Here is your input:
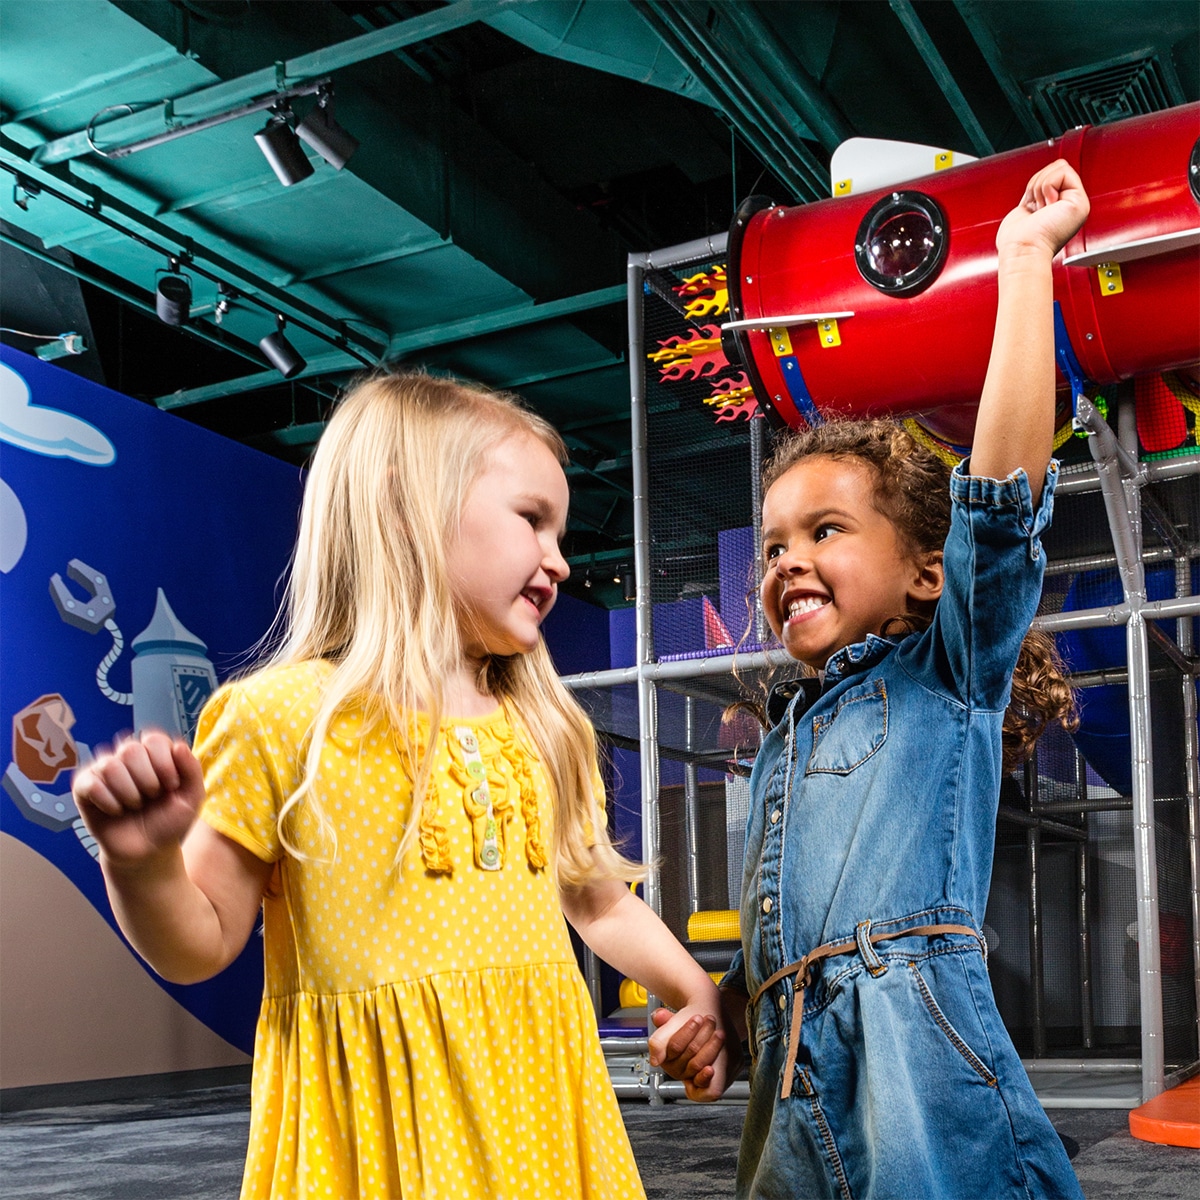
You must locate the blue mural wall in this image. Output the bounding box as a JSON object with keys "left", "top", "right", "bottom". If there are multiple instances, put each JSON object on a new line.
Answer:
{"left": 0, "top": 346, "right": 304, "bottom": 1055}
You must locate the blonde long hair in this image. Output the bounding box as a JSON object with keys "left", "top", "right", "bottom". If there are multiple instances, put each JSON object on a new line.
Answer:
{"left": 263, "top": 371, "right": 640, "bottom": 889}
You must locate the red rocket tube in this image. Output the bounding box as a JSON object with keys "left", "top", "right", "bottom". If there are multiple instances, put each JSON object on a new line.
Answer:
{"left": 726, "top": 103, "right": 1200, "bottom": 444}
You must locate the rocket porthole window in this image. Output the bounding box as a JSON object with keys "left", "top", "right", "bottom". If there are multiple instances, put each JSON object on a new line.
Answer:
{"left": 854, "top": 191, "right": 948, "bottom": 296}
{"left": 1189, "top": 137, "right": 1199, "bottom": 204}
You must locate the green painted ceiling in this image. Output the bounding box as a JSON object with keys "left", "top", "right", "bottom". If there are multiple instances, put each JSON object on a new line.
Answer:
{"left": 2, "top": 0, "right": 1197, "bottom": 607}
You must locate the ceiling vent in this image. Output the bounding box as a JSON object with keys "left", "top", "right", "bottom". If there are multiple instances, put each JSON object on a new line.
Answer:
{"left": 1028, "top": 49, "right": 1185, "bottom": 132}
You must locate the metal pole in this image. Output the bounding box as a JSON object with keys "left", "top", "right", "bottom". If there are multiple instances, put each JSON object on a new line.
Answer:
{"left": 1026, "top": 755, "right": 1047, "bottom": 1058}
{"left": 630, "top": 232, "right": 728, "bottom": 272}
{"left": 1083, "top": 391, "right": 1164, "bottom": 1100}
{"left": 584, "top": 946, "right": 603, "bottom": 1018}
{"left": 1077, "top": 749, "right": 1095, "bottom": 1051}
{"left": 684, "top": 696, "right": 701, "bottom": 916}
{"left": 1177, "top": 550, "right": 1200, "bottom": 1059}
{"left": 749, "top": 415, "right": 768, "bottom": 643}
{"left": 628, "top": 254, "right": 664, "bottom": 1104}
{"left": 1055, "top": 453, "right": 1200, "bottom": 495}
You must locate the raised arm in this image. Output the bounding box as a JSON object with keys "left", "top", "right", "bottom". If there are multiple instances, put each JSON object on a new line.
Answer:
{"left": 969, "top": 159, "right": 1090, "bottom": 501}
{"left": 73, "top": 731, "right": 273, "bottom": 984}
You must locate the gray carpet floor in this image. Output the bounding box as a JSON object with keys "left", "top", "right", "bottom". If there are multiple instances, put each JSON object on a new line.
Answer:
{"left": 1, "top": 1082, "right": 1196, "bottom": 1198}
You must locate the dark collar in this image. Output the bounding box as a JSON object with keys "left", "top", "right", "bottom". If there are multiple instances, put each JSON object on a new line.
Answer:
{"left": 765, "top": 677, "right": 824, "bottom": 727}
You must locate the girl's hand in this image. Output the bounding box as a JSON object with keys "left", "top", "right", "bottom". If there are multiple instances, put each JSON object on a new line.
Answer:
{"left": 996, "top": 158, "right": 1090, "bottom": 261}
{"left": 73, "top": 731, "right": 206, "bottom": 868}
{"left": 649, "top": 1002, "right": 741, "bottom": 1102}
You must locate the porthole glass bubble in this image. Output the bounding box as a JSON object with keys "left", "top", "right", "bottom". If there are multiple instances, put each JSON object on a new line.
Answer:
{"left": 855, "top": 191, "right": 948, "bottom": 296}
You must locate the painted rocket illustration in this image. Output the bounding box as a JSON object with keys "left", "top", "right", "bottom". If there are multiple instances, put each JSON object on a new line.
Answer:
{"left": 3, "top": 560, "right": 217, "bottom": 852}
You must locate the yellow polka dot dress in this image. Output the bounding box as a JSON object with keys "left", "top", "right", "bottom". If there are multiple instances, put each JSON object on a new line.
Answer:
{"left": 195, "top": 663, "right": 645, "bottom": 1200}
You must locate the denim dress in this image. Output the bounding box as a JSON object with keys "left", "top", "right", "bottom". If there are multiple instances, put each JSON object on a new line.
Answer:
{"left": 725, "top": 464, "right": 1084, "bottom": 1200}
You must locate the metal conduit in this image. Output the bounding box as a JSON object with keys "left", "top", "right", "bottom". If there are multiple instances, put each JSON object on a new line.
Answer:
{"left": 627, "top": 252, "right": 665, "bottom": 1104}
{"left": 560, "top": 647, "right": 795, "bottom": 692}
{"left": 1077, "top": 750, "right": 1096, "bottom": 1051}
{"left": 1079, "top": 392, "right": 1164, "bottom": 1101}
{"left": 1045, "top": 542, "right": 1200, "bottom": 578}
{"left": 1025, "top": 757, "right": 1048, "bottom": 1058}
{"left": 1178, "top": 549, "right": 1200, "bottom": 1055}
{"left": 1056, "top": 453, "right": 1200, "bottom": 495}
{"left": 684, "top": 696, "right": 701, "bottom": 917}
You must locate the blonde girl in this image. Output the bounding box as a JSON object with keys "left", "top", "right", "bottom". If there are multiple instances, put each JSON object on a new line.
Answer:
{"left": 666, "top": 162, "right": 1091, "bottom": 1199}
{"left": 74, "top": 373, "right": 733, "bottom": 1199}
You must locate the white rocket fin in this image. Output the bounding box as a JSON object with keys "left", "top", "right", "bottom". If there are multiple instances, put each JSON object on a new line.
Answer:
{"left": 1064, "top": 227, "right": 1200, "bottom": 268}
{"left": 828, "top": 137, "right": 977, "bottom": 198}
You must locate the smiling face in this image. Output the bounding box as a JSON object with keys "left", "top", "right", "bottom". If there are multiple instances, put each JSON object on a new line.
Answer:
{"left": 759, "top": 455, "right": 943, "bottom": 671}
{"left": 447, "top": 431, "right": 570, "bottom": 664}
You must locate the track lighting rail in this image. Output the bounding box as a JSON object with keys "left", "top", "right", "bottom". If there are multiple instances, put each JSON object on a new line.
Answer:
{"left": 84, "top": 79, "right": 330, "bottom": 160}
{"left": 0, "top": 152, "right": 383, "bottom": 370}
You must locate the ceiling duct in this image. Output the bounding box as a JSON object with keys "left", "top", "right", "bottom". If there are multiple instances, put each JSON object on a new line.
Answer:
{"left": 1028, "top": 50, "right": 1186, "bottom": 132}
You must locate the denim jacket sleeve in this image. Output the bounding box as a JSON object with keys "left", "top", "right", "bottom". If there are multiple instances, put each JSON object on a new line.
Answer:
{"left": 719, "top": 947, "right": 747, "bottom": 994}
{"left": 902, "top": 460, "right": 1058, "bottom": 712}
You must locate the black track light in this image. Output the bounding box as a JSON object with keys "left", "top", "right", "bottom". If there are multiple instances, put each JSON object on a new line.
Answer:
{"left": 259, "top": 315, "right": 306, "bottom": 378}
{"left": 155, "top": 261, "right": 192, "bottom": 326}
{"left": 254, "top": 108, "right": 313, "bottom": 187}
{"left": 296, "top": 91, "right": 359, "bottom": 170}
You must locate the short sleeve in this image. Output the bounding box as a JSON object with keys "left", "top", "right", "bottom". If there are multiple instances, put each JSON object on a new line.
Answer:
{"left": 196, "top": 683, "right": 288, "bottom": 863}
{"left": 584, "top": 761, "right": 608, "bottom": 847}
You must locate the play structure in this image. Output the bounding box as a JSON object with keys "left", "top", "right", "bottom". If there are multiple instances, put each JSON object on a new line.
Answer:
{"left": 562, "top": 105, "right": 1200, "bottom": 1141}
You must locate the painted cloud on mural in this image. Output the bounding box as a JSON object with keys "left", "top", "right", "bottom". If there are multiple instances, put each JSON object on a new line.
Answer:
{"left": 0, "top": 360, "right": 116, "bottom": 465}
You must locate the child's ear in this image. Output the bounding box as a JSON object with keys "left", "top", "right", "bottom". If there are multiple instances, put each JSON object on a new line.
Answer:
{"left": 908, "top": 550, "right": 945, "bottom": 606}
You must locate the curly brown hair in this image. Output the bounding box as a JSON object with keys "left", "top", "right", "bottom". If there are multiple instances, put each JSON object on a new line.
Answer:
{"left": 757, "top": 418, "right": 1077, "bottom": 772}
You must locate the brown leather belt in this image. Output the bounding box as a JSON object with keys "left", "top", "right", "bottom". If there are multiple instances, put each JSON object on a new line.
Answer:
{"left": 749, "top": 922, "right": 984, "bottom": 1098}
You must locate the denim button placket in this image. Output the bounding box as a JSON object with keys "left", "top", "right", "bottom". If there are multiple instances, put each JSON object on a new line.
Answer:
{"left": 754, "top": 698, "right": 795, "bottom": 1009}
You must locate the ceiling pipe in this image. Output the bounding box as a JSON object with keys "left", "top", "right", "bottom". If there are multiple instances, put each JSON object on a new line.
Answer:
{"left": 952, "top": 1, "right": 1048, "bottom": 141}
{"left": 632, "top": 0, "right": 827, "bottom": 202}
{"left": 888, "top": 0, "right": 995, "bottom": 156}
{"left": 710, "top": 2, "right": 855, "bottom": 153}
{"left": 154, "top": 284, "right": 626, "bottom": 408}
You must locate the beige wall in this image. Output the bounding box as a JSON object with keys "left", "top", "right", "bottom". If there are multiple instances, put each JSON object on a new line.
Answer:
{"left": 0, "top": 832, "right": 250, "bottom": 1090}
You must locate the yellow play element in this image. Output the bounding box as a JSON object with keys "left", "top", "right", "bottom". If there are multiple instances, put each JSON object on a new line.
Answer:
{"left": 687, "top": 909, "right": 740, "bottom": 942}
{"left": 618, "top": 971, "right": 726, "bottom": 1011}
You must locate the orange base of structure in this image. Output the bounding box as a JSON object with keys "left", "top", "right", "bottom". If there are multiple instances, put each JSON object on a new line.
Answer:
{"left": 1128, "top": 1076, "right": 1200, "bottom": 1148}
